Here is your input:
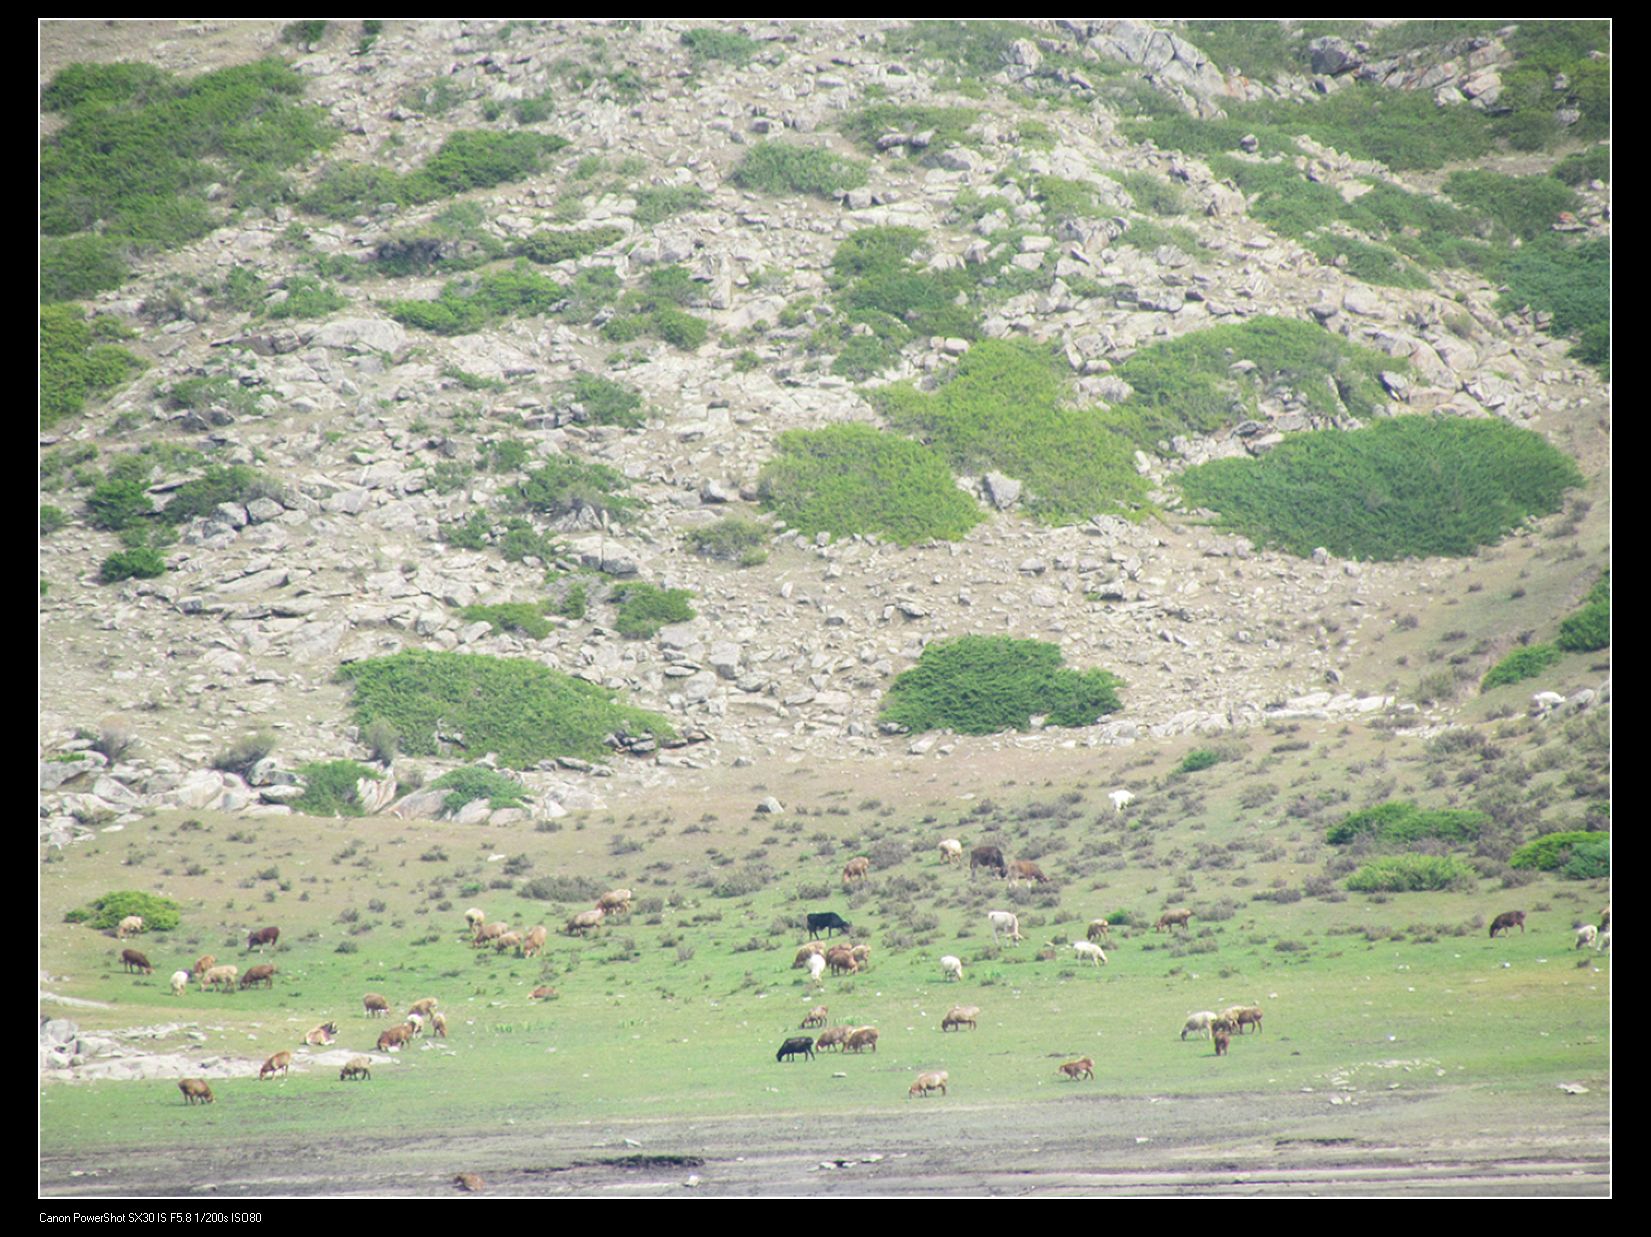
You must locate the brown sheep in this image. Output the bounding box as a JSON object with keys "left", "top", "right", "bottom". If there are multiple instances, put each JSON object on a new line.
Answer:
{"left": 1155, "top": 908, "right": 1193, "bottom": 933}
{"left": 596, "top": 889, "right": 633, "bottom": 916}
{"left": 908, "top": 1070, "right": 948, "bottom": 1099}
{"left": 530, "top": 986, "right": 559, "bottom": 1001}
{"left": 431, "top": 1011, "right": 448, "bottom": 1038}
{"left": 1232, "top": 1006, "right": 1264, "bottom": 1035}
{"left": 407, "top": 998, "right": 439, "bottom": 1021}
{"left": 850, "top": 944, "right": 873, "bottom": 971}
{"left": 258, "top": 1050, "right": 292, "bottom": 1080}
{"left": 494, "top": 931, "right": 522, "bottom": 954}
{"left": 1489, "top": 910, "right": 1527, "bottom": 937}
{"left": 247, "top": 925, "right": 280, "bottom": 951}
{"left": 1214, "top": 1029, "right": 1231, "bottom": 1057}
{"left": 1008, "top": 859, "right": 1049, "bottom": 885}
{"left": 1058, "top": 1057, "right": 1095, "bottom": 1081}
{"left": 801, "top": 1006, "right": 829, "bottom": 1029}
{"left": 339, "top": 1056, "right": 372, "bottom": 1082}
{"left": 304, "top": 1022, "right": 338, "bottom": 1047}
{"left": 453, "top": 1173, "right": 485, "bottom": 1193}
{"left": 199, "top": 964, "right": 238, "bottom": 992}
{"left": 193, "top": 954, "right": 216, "bottom": 977}
{"left": 475, "top": 921, "right": 509, "bottom": 948}
{"left": 178, "top": 1078, "right": 214, "bottom": 1105}
{"left": 566, "top": 908, "right": 604, "bottom": 936}
{"left": 845, "top": 1026, "right": 879, "bottom": 1054}
{"left": 522, "top": 925, "right": 548, "bottom": 958}
{"left": 826, "top": 945, "right": 859, "bottom": 976}
{"left": 842, "top": 856, "right": 871, "bottom": 885}
{"left": 363, "top": 992, "right": 391, "bottom": 1018}
{"left": 941, "top": 1005, "right": 979, "bottom": 1032}
{"left": 240, "top": 963, "right": 277, "bottom": 990}
{"left": 938, "top": 839, "right": 963, "bottom": 866}
{"left": 377, "top": 1024, "right": 412, "bottom": 1052}
{"left": 464, "top": 908, "right": 486, "bottom": 938}
{"left": 120, "top": 949, "right": 153, "bottom": 975}
{"left": 1087, "top": 918, "right": 1112, "bottom": 944}
{"left": 814, "top": 1026, "right": 851, "bottom": 1052}
{"left": 792, "top": 941, "right": 828, "bottom": 968}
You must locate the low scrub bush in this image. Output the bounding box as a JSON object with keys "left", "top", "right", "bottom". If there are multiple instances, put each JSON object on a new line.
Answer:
{"left": 732, "top": 141, "right": 869, "bottom": 199}
{"left": 1345, "top": 854, "right": 1477, "bottom": 893}
{"left": 611, "top": 583, "right": 696, "bottom": 639}
{"left": 681, "top": 28, "right": 760, "bottom": 65}
{"left": 1177, "top": 749, "right": 1222, "bottom": 774}
{"left": 516, "top": 225, "right": 624, "bottom": 265}
{"left": 880, "top": 636, "right": 1124, "bottom": 735}
{"left": 1179, "top": 415, "right": 1582, "bottom": 560}
{"left": 757, "top": 424, "right": 984, "bottom": 545}
{"left": 631, "top": 185, "right": 710, "bottom": 227}
{"left": 213, "top": 731, "right": 278, "bottom": 777}
{"left": 65, "top": 891, "right": 182, "bottom": 932}
{"left": 304, "top": 130, "right": 567, "bottom": 219}
{"left": 386, "top": 264, "right": 564, "bottom": 335}
{"left": 841, "top": 103, "right": 980, "bottom": 154}
{"left": 99, "top": 547, "right": 167, "bottom": 583}
{"left": 509, "top": 456, "right": 638, "bottom": 524}
{"left": 1481, "top": 643, "right": 1562, "bottom": 691}
{"left": 430, "top": 766, "right": 530, "bottom": 816}
{"left": 685, "top": 516, "right": 769, "bottom": 566}
{"left": 1326, "top": 800, "right": 1487, "bottom": 846}
{"left": 1509, "top": 829, "right": 1608, "bottom": 873}
{"left": 337, "top": 650, "right": 674, "bottom": 767}
{"left": 41, "top": 306, "right": 145, "bottom": 427}
{"left": 293, "top": 760, "right": 381, "bottom": 817}
{"left": 459, "top": 601, "right": 554, "bottom": 640}
{"left": 1556, "top": 574, "right": 1609, "bottom": 652}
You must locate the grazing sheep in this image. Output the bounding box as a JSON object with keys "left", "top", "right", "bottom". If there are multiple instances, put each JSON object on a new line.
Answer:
{"left": 1087, "top": 918, "right": 1112, "bottom": 945}
{"left": 377, "top": 1024, "right": 412, "bottom": 1052}
{"left": 258, "top": 1050, "right": 293, "bottom": 1080}
{"left": 1226, "top": 1006, "right": 1263, "bottom": 1035}
{"left": 566, "top": 908, "right": 604, "bottom": 936}
{"left": 1156, "top": 908, "right": 1193, "bottom": 933}
{"left": 1597, "top": 930, "right": 1611, "bottom": 953}
{"left": 806, "top": 952, "right": 827, "bottom": 984}
{"left": 1057, "top": 1057, "right": 1095, "bottom": 1081}
{"left": 494, "top": 931, "right": 522, "bottom": 954}
{"left": 363, "top": 992, "right": 391, "bottom": 1018}
{"left": 1108, "top": 789, "right": 1135, "bottom": 814}
{"left": 1575, "top": 924, "right": 1598, "bottom": 949}
{"left": 1211, "top": 1014, "right": 1238, "bottom": 1037}
{"left": 464, "top": 908, "right": 486, "bottom": 938}
{"left": 246, "top": 925, "right": 280, "bottom": 951}
{"left": 941, "top": 1005, "right": 979, "bottom": 1032}
{"left": 304, "top": 1022, "right": 338, "bottom": 1047}
{"left": 938, "top": 839, "right": 963, "bottom": 866}
{"left": 802, "top": 1006, "right": 829, "bottom": 1029}
{"left": 1071, "top": 940, "right": 1107, "bottom": 967}
{"left": 1214, "top": 1029, "right": 1231, "bottom": 1057}
{"left": 476, "top": 922, "right": 509, "bottom": 947}
{"left": 339, "top": 1056, "right": 372, "bottom": 1082}
{"left": 178, "top": 1078, "right": 214, "bottom": 1105}
{"left": 120, "top": 949, "right": 153, "bottom": 975}
{"left": 431, "top": 1011, "right": 448, "bottom": 1038}
{"left": 988, "top": 910, "right": 1023, "bottom": 945}
{"left": 850, "top": 944, "right": 872, "bottom": 971}
{"left": 522, "top": 925, "right": 548, "bottom": 958}
{"left": 908, "top": 1070, "right": 948, "bottom": 1098}
{"left": 1008, "top": 859, "right": 1050, "bottom": 885}
{"left": 1489, "top": 910, "right": 1527, "bottom": 937}
{"left": 845, "top": 1026, "right": 880, "bottom": 1054}
{"left": 596, "top": 889, "right": 633, "bottom": 916}
{"left": 776, "top": 1036, "right": 815, "bottom": 1063}
{"left": 970, "top": 845, "right": 1007, "bottom": 880}
{"left": 1601, "top": 903, "right": 1611, "bottom": 932}
{"left": 193, "top": 954, "right": 216, "bottom": 977}
{"left": 842, "top": 856, "right": 871, "bottom": 885}
{"left": 200, "top": 964, "right": 238, "bottom": 992}
{"left": 117, "top": 915, "right": 144, "bottom": 939}
{"left": 815, "top": 1026, "right": 852, "bottom": 1052}
{"left": 169, "top": 970, "right": 191, "bottom": 997}
{"left": 240, "top": 964, "right": 277, "bottom": 990}
{"left": 405, "top": 1012, "right": 425, "bottom": 1037}
{"left": 530, "top": 986, "right": 558, "bottom": 1001}
{"left": 1181, "top": 1011, "right": 1218, "bottom": 1041}
{"left": 826, "top": 945, "right": 859, "bottom": 976}
{"left": 453, "top": 1174, "right": 485, "bottom": 1194}
{"left": 408, "top": 998, "right": 439, "bottom": 1021}
{"left": 793, "top": 941, "right": 828, "bottom": 968}
{"left": 940, "top": 955, "right": 964, "bottom": 982}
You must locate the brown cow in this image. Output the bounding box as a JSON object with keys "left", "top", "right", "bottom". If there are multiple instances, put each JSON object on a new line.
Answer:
{"left": 258, "top": 1050, "right": 292, "bottom": 1080}
{"left": 1155, "top": 908, "right": 1193, "bottom": 933}
{"left": 247, "top": 925, "right": 280, "bottom": 951}
{"left": 240, "top": 964, "right": 277, "bottom": 989}
{"left": 120, "top": 949, "right": 153, "bottom": 975}
{"left": 178, "top": 1078, "right": 214, "bottom": 1105}
{"left": 1489, "top": 910, "right": 1527, "bottom": 938}
{"left": 1058, "top": 1057, "right": 1095, "bottom": 1081}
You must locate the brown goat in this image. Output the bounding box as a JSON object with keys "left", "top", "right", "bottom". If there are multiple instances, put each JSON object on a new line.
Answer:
{"left": 178, "top": 1078, "right": 214, "bottom": 1105}
{"left": 258, "top": 1051, "right": 292, "bottom": 1080}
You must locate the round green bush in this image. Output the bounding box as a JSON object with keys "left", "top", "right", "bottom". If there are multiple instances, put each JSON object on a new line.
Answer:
{"left": 880, "top": 635, "right": 1124, "bottom": 735}
{"left": 66, "top": 891, "right": 182, "bottom": 933}
{"left": 1345, "top": 854, "right": 1477, "bottom": 893}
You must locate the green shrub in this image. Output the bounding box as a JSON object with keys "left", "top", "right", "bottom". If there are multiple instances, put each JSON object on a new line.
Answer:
{"left": 338, "top": 650, "right": 674, "bottom": 767}
{"left": 1443, "top": 171, "right": 1578, "bottom": 243}
{"left": 1509, "top": 829, "right": 1606, "bottom": 872}
{"left": 460, "top": 601, "right": 554, "bottom": 640}
{"left": 567, "top": 374, "right": 645, "bottom": 427}
{"left": 1113, "top": 170, "right": 1187, "bottom": 217}
{"left": 159, "top": 465, "right": 279, "bottom": 525}
{"left": 1561, "top": 835, "right": 1610, "bottom": 880}
{"left": 611, "top": 583, "right": 696, "bottom": 639}
{"left": 516, "top": 226, "right": 623, "bottom": 265}
{"left": 1345, "top": 854, "right": 1477, "bottom": 893}
{"left": 293, "top": 760, "right": 382, "bottom": 817}
{"left": 757, "top": 424, "right": 984, "bottom": 545}
{"left": 86, "top": 478, "right": 154, "bottom": 531}
{"left": 510, "top": 456, "right": 638, "bottom": 524}
{"left": 281, "top": 19, "right": 328, "bottom": 46}
{"left": 431, "top": 766, "right": 530, "bottom": 816}
{"left": 40, "top": 505, "right": 69, "bottom": 536}
{"left": 841, "top": 104, "right": 980, "bottom": 153}
{"left": 1495, "top": 237, "right": 1610, "bottom": 374}
{"left": 41, "top": 235, "right": 129, "bottom": 303}
{"left": 685, "top": 516, "right": 770, "bottom": 566}
{"left": 1481, "top": 643, "right": 1562, "bottom": 691}
{"left": 881, "top": 636, "right": 1124, "bottom": 735}
{"left": 65, "top": 890, "right": 182, "bottom": 933}
{"left": 386, "top": 264, "right": 565, "bottom": 335}
{"left": 264, "top": 275, "right": 346, "bottom": 320}
{"left": 1556, "top": 574, "right": 1610, "bottom": 652}
{"left": 1327, "top": 800, "right": 1487, "bottom": 846}
{"left": 631, "top": 185, "right": 709, "bottom": 227}
{"left": 1552, "top": 145, "right": 1610, "bottom": 186}
{"left": 41, "top": 305, "right": 145, "bottom": 427}
{"left": 304, "top": 130, "right": 566, "bottom": 218}
{"left": 731, "top": 142, "right": 869, "bottom": 198}
{"left": 682, "top": 28, "right": 760, "bottom": 64}
{"left": 1177, "top": 749, "right": 1222, "bottom": 774}
{"left": 1179, "top": 416, "right": 1582, "bottom": 560}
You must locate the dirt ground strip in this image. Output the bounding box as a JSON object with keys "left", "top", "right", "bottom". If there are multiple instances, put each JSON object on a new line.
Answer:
{"left": 41, "top": 1086, "right": 1609, "bottom": 1197}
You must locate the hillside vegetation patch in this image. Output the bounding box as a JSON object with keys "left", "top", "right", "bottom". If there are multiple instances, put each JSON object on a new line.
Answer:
{"left": 337, "top": 650, "right": 673, "bottom": 767}
{"left": 1326, "top": 800, "right": 1487, "bottom": 846}
{"left": 880, "top": 636, "right": 1124, "bottom": 735}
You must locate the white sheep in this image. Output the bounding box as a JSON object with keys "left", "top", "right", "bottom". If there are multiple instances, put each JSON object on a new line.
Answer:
{"left": 806, "top": 952, "right": 827, "bottom": 984}
{"left": 117, "top": 915, "right": 144, "bottom": 939}
{"left": 169, "top": 970, "right": 191, "bottom": 997}
{"left": 1575, "top": 924, "right": 1598, "bottom": 949}
{"left": 940, "top": 955, "right": 964, "bottom": 982}
{"left": 1108, "top": 789, "right": 1134, "bottom": 814}
{"left": 938, "top": 839, "right": 963, "bottom": 865}
{"left": 1181, "top": 1011, "right": 1217, "bottom": 1041}
{"left": 1597, "top": 929, "right": 1611, "bottom": 953}
{"left": 1071, "top": 940, "right": 1107, "bottom": 967}
{"left": 988, "top": 910, "right": 1023, "bottom": 945}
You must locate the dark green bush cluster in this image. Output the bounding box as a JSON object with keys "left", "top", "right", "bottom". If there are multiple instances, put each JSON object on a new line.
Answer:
{"left": 611, "top": 583, "right": 696, "bottom": 639}
{"left": 41, "top": 59, "right": 335, "bottom": 295}
{"left": 509, "top": 456, "right": 638, "bottom": 524}
{"left": 1495, "top": 237, "right": 1610, "bottom": 373}
{"left": 871, "top": 340, "right": 1151, "bottom": 523}
{"left": 1510, "top": 830, "right": 1609, "bottom": 877}
{"left": 1557, "top": 573, "right": 1609, "bottom": 652}
{"left": 597, "top": 265, "right": 711, "bottom": 350}
{"left": 1326, "top": 800, "right": 1487, "bottom": 846}
{"left": 841, "top": 104, "right": 980, "bottom": 154}
{"left": 264, "top": 275, "right": 347, "bottom": 320}
{"left": 64, "top": 890, "right": 182, "bottom": 932}
{"left": 731, "top": 141, "right": 869, "bottom": 199}
{"left": 338, "top": 650, "right": 674, "bottom": 767}
{"left": 1178, "top": 415, "right": 1582, "bottom": 560}
{"left": 823, "top": 226, "right": 979, "bottom": 377}
{"left": 303, "top": 130, "right": 567, "bottom": 219}
{"left": 685, "top": 516, "right": 770, "bottom": 566}
{"left": 757, "top": 424, "right": 984, "bottom": 545}
{"left": 160, "top": 465, "right": 281, "bottom": 524}
{"left": 516, "top": 226, "right": 624, "bottom": 265}
{"left": 881, "top": 636, "right": 1124, "bottom": 735}
{"left": 386, "top": 264, "right": 564, "bottom": 335}
{"left": 1177, "top": 749, "right": 1222, "bottom": 774}
{"left": 1344, "top": 854, "right": 1477, "bottom": 893}
{"left": 441, "top": 513, "right": 565, "bottom": 564}
{"left": 566, "top": 374, "right": 645, "bottom": 427}
{"left": 1552, "top": 145, "right": 1610, "bottom": 186}
{"left": 293, "top": 760, "right": 382, "bottom": 817}
{"left": 681, "top": 28, "right": 760, "bottom": 65}
{"left": 882, "top": 19, "right": 1042, "bottom": 78}
{"left": 41, "top": 305, "right": 145, "bottom": 427}
{"left": 99, "top": 547, "right": 167, "bottom": 583}
{"left": 631, "top": 185, "right": 710, "bottom": 228}
{"left": 459, "top": 601, "right": 555, "bottom": 640}
{"left": 280, "top": 19, "right": 328, "bottom": 46}
{"left": 430, "top": 766, "right": 531, "bottom": 816}
{"left": 1481, "top": 644, "right": 1562, "bottom": 691}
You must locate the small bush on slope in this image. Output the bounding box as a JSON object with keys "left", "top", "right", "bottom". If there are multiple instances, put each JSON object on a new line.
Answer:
{"left": 880, "top": 636, "right": 1124, "bottom": 735}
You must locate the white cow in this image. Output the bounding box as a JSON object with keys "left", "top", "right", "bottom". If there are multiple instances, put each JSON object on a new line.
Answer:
{"left": 1071, "top": 940, "right": 1107, "bottom": 967}
{"left": 988, "top": 911, "right": 1023, "bottom": 945}
{"left": 1108, "top": 789, "right": 1135, "bottom": 814}
{"left": 940, "top": 955, "right": 964, "bottom": 982}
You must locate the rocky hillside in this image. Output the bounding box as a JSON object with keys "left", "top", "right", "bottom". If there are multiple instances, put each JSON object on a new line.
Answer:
{"left": 39, "top": 19, "right": 1611, "bottom": 840}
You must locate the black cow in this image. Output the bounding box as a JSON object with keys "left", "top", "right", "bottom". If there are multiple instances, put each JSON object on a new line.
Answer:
{"left": 970, "top": 845, "right": 1007, "bottom": 879}
{"left": 247, "top": 925, "right": 280, "bottom": 951}
{"left": 806, "top": 911, "right": 851, "bottom": 938}
{"left": 776, "top": 1036, "right": 815, "bottom": 1063}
